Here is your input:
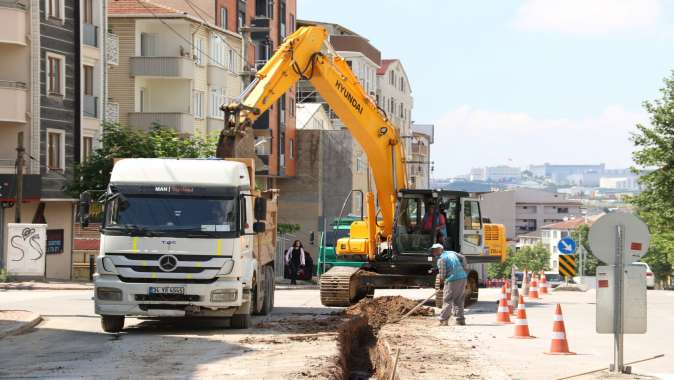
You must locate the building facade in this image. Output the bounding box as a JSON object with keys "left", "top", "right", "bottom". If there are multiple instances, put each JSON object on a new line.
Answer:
{"left": 0, "top": 0, "right": 107, "bottom": 279}
{"left": 277, "top": 103, "right": 354, "bottom": 257}
{"left": 409, "top": 123, "right": 433, "bottom": 189}
{"left": 376, "top": 59, "right": 413, "bottom": 170}
{"left": 108, "top": 0, "right": 244, "bottom": 141}
{"left": 480, "top": 188, "right": 583, "bottom": 241}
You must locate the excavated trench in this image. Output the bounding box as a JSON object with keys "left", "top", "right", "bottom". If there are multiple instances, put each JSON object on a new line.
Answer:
{"left": 327, "top": 296, "right": 434, "bottom": 380}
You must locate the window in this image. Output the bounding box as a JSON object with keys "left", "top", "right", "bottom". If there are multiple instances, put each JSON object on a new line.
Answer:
{"left": 463, "top": 200, "right": 482, "bottom": 231}
{"left": 289, "top": 14, "right": 295, "bottom": 33}
{"left": 289, "top": 139, "right": 294, "bottom": 160}
{"left": 211, "top": 34, "right": 226, "bottom": 66}
{"left": 210, "top": 88, "right": 226, "bottom": 119}
{"left": 400, "top": 77, "right": 404, "bottom": 92}
{"left": 48, "top": 0, "right": 64, "bottom": 20}
{"left": 279, "top": 0, "right": 286, "bottom": 38}
{"left": 47, "top": 53, "right": 65, "bottom": 96}
{"left": 193, "top": 90, "right": 204, "bottom": 119}
{"left": 83, "top": 65, "right": 93, "bottom": 96}
{"left": 139, "top": 87, "right": 148, "bottom": 112}
{"left": 289, "top": 97, "right": 294, "bottom": 117}
{"left": 228, "top": 49, "right": 236, "bottom": 72}
{"left": 389, "top": 71, "right": 394, "bottom": 85}
{"left": 47, "top": 129, "right": 65, "bottom": 171}
{"left": 82, "top": 136, "right": 93, "bottom": 162}
{"left": 194, "top": 37, "right": 204, "bottom": 65}
{"left": 220, "top": 7, "right": 228, "bottom": 29}
{"left": 83, "top": 0, "right": 93, "bottom": 24}
{"left": 238, "top": 10, "right": 245, "bottom": 31}
{"left": 557, "top": 207, "right": 569, "bottom": 214}
{"left": 140, "top": 33, "right": 157, "bottom": 56}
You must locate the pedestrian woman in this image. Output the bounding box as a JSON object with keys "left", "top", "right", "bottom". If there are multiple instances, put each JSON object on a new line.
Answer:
{"left": 285, "top": 240, "right": 306, "bottom": 285}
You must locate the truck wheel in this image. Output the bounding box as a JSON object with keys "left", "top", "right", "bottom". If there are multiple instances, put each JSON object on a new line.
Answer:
{"left": 230, "top": 314, "right": 251, "bottom": 329}
{"left": 434, "top": 276, "right": 444, "bottom": 308}
{"left": 257, "top": 266, "right": 274, "bottom": 316}
{"left": 101, "top": 315, "right": 124, "bottom": 333}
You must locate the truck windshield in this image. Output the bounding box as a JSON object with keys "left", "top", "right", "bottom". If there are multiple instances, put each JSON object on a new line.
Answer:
{"left": 104, "top": 195, "right": 237, "bottom": 236}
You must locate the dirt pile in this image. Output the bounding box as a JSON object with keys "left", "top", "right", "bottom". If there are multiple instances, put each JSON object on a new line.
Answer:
{"left": 345, "top": 296, "right": 434, "bottom": 330}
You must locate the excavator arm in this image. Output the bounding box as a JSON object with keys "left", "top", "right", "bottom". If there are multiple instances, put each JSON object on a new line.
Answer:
{"left": 219, "top": 26, "right": 407, "bottom": 250}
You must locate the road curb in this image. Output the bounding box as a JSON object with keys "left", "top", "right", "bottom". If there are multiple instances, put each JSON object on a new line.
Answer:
{"left": 0, "top": 283, "right": 94, "bottom": 291}
{"left": 0, "top": 312, "right": 43, "bottom": 339}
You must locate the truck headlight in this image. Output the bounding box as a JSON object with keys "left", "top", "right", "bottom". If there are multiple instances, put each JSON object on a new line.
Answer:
{"left": 97, "top": 287, "right": 122, "bottom": 301}
{"left": 211, "top": 289, "right": 237, "bottom": 302}
{"left": 216, "top": 260, "right": 235, "bottom": 276}
{"left": 101, "top": 257, "right": 118, "bottom": 274}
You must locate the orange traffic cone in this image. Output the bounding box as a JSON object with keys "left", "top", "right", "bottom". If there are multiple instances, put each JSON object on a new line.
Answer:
{"left": 496, "top": 285, "right": 513, "bottom": 324}
{"left": 512, "top": 295, "right": 535, "bottom": 339}
{"left": 528, "top": 276, "right": 540, "bottom": 299}
{"left": 539, "top": 271, "right": 549, "bottom": 295}
{"left": 545, "top": 304, "right": 575, "bottom": 355}
{"left": 505, "top": 280, "right": 513, "bottom": 314}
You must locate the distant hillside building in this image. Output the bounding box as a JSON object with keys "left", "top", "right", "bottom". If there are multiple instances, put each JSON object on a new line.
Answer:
{"left": 529, "top": 163, "right": 605, "bottom": 185}
{"left": 480, "top": 189, "right": 583, "bottom": 240}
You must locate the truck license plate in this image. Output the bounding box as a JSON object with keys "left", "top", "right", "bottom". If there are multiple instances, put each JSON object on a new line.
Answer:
{"left": 149, "top": 287, "right": 185, "bottom": 295}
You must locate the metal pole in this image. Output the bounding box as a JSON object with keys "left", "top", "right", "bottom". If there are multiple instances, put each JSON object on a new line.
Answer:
{"left": 15, "top": 145, "right": 25, "bottom": 223}
{"left": 612, "top": 224, "right": 625, "bottom": 373}
{"left": 579, "top": 245, "right": 584, "bottom": 284}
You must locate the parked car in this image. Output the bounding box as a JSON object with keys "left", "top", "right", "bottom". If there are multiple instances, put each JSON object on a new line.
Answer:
{"left": 544, "top": 273, "right": 565, "bottom": 288}
{"left": 632, "top": 262, "right": 655, "bottom": 289}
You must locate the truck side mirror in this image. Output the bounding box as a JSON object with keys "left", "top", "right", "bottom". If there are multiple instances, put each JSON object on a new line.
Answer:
{"left": 254, "top": 197, "right": 267, "bottom": 220}
{"left": 79, "top": 192, "right": 91, "bottom": 228}
{"left": 253, "top": 221, "right": 266, "bottom": 233}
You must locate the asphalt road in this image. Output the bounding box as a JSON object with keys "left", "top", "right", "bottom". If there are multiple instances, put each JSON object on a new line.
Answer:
{"left": 1, "top": 287, "right": 673, "bottom": 379}
{"left": 0, "top": 287, "right": 339, "bottom": 380}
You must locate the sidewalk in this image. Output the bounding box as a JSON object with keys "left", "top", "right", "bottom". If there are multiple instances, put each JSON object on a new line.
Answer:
{"left": 0, "top": 310, "right": 42, "bottom": 339}
{"left": 0, "top": 281, "right": 94, "bottom": 291}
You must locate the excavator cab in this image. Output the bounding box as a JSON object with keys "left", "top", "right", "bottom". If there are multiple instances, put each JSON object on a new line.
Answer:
{"left": 393, "top": 190, "right": 484, "bottom": 257}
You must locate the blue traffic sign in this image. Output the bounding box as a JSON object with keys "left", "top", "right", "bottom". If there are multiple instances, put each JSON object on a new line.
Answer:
{"left": 558, "top": 237, "right": 577, "bottom": 254}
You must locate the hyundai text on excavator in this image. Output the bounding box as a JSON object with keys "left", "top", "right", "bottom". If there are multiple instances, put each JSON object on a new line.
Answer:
{"left": 218, "top": 26, "right": 507, "bottom": 307}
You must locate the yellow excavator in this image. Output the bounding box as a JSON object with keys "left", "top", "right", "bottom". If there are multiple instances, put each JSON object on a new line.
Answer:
{"left": 219, "top": 26, "right": 506, "bottom": 307}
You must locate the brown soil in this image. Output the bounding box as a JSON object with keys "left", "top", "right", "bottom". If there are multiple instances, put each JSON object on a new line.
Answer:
{"left": 345, "top": 296, "right": 434, "bottom": 330}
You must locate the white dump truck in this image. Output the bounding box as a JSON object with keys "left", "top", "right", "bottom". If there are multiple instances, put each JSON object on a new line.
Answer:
{"left": 79, "top": 158, "right": 277, "bottom": 332}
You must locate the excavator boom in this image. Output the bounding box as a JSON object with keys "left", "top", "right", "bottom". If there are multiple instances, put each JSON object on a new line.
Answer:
{"left": 218, "top": 26, "right": 406, "bottom": 243}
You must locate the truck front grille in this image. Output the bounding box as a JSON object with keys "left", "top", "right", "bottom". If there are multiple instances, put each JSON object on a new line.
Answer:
{"left": 117, "top": 276, "right": 217, "bottom": 284}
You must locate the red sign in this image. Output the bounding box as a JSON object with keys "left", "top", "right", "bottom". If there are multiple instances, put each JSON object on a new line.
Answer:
{"left": 598, "top": 279, "right": 609, "bottom": 288}
{"left": 631, "top": 242, "right": 643, "bottom": 251}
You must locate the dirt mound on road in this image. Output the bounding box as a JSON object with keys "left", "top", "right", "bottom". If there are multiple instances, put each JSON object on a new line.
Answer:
{"left": 345, "top": 296, "right": 434, "bottom": 330}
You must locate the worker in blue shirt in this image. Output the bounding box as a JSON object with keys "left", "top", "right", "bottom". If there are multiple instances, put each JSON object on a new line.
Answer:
{"left": 432, "top": 243, "right": 468, "bottom": 326}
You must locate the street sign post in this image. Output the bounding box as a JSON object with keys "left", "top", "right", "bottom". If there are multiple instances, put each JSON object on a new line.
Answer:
{"left": 589, "top": 212, "right": 650, "bottom": 374}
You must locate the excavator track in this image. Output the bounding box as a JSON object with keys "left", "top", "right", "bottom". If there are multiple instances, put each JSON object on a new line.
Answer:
{"left": 320, "top": 266, "right": 362, "bottom": 307}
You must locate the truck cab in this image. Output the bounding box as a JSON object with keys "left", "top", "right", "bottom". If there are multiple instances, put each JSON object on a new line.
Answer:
{"left": 81, "top": 158, "right": 276, "bottom": 332}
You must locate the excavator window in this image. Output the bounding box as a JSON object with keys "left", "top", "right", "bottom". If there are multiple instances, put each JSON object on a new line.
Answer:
{"left": 395, "top": 197, "right": 436, "bottom": 253}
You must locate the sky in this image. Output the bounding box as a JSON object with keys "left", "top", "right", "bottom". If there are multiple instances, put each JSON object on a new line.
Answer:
{"left": 298, "top": 0, "right": 674, "bottom": 178}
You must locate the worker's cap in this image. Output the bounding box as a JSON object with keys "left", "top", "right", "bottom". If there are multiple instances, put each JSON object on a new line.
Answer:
{"left": 430, "top": 243, "right": 444, "bottom": 250}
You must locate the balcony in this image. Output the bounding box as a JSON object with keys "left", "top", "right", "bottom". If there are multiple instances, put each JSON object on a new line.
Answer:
{"left": 83, "top": 23, "right": 97, "bottom": 47}
{"left": 128, "top": 112, "right": 194, "bottom": 134}
{"left": 130, "top": 56, "right": 193, "bottom": 78}
{"left": 0, "top": 1, "right": 26, "bottom": 46}
{"left": 0, "top": 80, "right": 27, "bottom": 123}
{"left": 207, "top": 64, "right": 229, "bottom": 87}
{"left": 83, "top": 95, "right": 97, "bottom": 118}
{"left": 106, "top": 33, "right": 118, "bottom": 65}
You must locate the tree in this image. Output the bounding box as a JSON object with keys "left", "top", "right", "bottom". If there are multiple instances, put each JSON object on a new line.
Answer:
{"left": 571, "top": 224, "right": 603, "bottom": 276}
{"left": 629, "top": 70, "right": 674, "bottom": 285}
{"left": 66, "top": 123, "right": 217, "bottom": 196}
{"left": 487, "top": 247, "right": 513, "bottom": 279}
{"left": 511, "top": 243, "right": 551, "bottom": 278}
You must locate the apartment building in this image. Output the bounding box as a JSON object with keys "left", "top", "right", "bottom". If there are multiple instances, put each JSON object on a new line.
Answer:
{"left": 539, "top": 215, "right": 602, "bottom": 273}
{"left": 0, "top": 0, "right": 107, "bottom": 279}
{"left": 480, "top": 188, "right": 583, "bottom": 241}
{"left": 376, "top": 59, "right": 413, "bottom": 167}
{"left": 107, "top": 0, "right": 243, "bottom": 141}
{"left": 409, "top": 124, "right": 433, "bottom": 189}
